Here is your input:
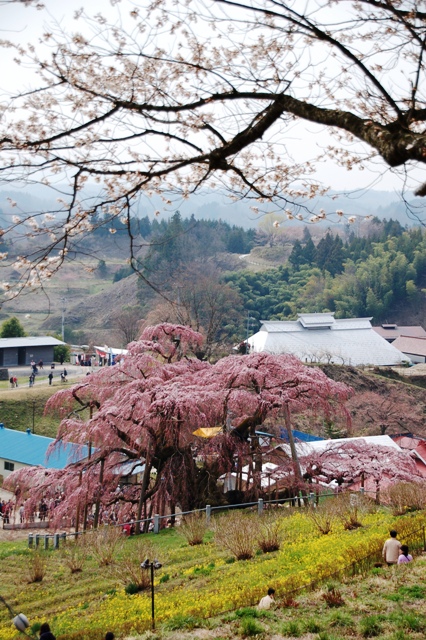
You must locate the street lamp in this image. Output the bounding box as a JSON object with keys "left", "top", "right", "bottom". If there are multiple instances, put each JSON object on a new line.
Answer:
{"left": 140, "top": 558, "right": 163, "bottom": 630}
{"left": 0, "top": 594, "right": 34, "bottom": 638}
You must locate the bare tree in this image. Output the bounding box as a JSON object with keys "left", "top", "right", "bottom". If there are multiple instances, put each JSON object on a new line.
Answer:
{"left": 145, "top": 263, "right": 243, "bottom": 359}
{"left": 1, "top": 1, "right": 426, "bottom": 299}
{"left": 112, "top": 306, "right": 143, "bottom": 346}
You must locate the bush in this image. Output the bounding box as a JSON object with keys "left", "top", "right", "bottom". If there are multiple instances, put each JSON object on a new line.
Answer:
{"left": 359, "top": 615, "right": 384, "bottom": 637}
{"left": 281, "top": 621, "right": 302, "bottom": 637}
{"left": 256, "top": 512, "right": 283, "bottom": 553}
{"left": 61, "top": 537, "right": 87, "bottom": 574}
{"left": 125, "top": 582, "right": 140, "bottom": 595}
{"left": 280, "top": 595, "right": 299, "bottom": 608}
{"left": 213, "top": 511, "right": 259, "bottom": 560}
{"left": 27, "top": 550, "right": 47, "bottom": 583}
{"left": 179, "top": 513, "right": 207, "bottom": 545}
{"left": 305, "top": 500, "right": 339, "bottom": 535}
{"left": 234, "top": 608, "right": 261, "bottom": 619}
{"left": 91, "top": 526, "right": 123, "bottom": 567}
{"left": 240, "top": 618, "right": 264, "bottom": 637}
{"left": 304, "top": 618, "right": 322, "bottom": 633}
{"left": 164, "top": 614, "right": 202, "bottom": 630}
{"left": 322, "top": 586, "right": 345, "bottom": 608}
{"left": 395, "top": 612, "right": 424, "bottom": 632}
{"left": 111, "top": 538, "right": 157, "bottom": 592}
{"left": 383, "top": 482, "right": 426, "bottom": 515}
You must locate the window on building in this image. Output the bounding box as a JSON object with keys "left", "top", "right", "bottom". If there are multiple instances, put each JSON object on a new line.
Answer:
{"left": 4, "top": 461, "right": 14, "bottom": 471}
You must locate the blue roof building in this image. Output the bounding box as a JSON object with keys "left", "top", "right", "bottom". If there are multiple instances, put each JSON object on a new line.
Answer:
{"left": 0, "top": 425, "right": 88, "bottom": 479}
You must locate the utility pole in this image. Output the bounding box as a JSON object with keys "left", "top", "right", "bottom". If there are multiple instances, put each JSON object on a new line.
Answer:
{"left": 61, "top": 297, "right": 66, "bottom": 342}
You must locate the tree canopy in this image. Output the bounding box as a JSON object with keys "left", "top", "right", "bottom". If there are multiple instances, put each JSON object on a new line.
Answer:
{"left": 5, "top": 323, "right": 352, "bottom": 527}
{"left": 0, "top": 316, "right": 26, "bottom": 338}
{"left": 1, "top": 1, "right": 426, "bottom": 299}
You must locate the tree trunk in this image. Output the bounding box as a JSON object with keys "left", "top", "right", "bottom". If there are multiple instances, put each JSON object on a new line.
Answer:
{"left": 135, "top": 448, "right": 153, "bottom": 535}
{"left": 283, "top": 403, "right": 302, "bottom": 481}
{"left": 93, "top": 458, "right": 105, "bottom": 529}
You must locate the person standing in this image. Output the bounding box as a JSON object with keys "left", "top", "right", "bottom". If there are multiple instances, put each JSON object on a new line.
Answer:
{"left": 48, "top": 372, "right": 53, "bottom": 386}
{"left": 382, "top": 530, "right": 401, "bottom": 566}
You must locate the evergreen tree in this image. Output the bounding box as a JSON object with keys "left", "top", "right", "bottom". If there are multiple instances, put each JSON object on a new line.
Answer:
{"left": 288, "top": 240, "right": 304, "bottom": 269}
{"left": 0, "top": 317, "right": 26, "bottom": 338}
{"left": 302, "top": 236, "right": 317, "bottom": 266}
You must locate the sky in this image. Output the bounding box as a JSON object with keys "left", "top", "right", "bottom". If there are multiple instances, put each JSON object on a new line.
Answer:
{"left": 0, "top": 0, "right": 425, "bottom": 199}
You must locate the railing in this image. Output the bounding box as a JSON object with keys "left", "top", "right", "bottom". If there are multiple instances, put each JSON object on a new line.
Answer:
{"left": 27, "top": 488, "right": 374, "bottom": 549}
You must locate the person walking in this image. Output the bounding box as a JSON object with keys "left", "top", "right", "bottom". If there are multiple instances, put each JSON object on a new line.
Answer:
{"left": 382, "top": 530, "right": 401, "bottom": 566}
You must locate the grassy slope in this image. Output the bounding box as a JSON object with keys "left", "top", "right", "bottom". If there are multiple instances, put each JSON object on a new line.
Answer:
{"left": 0, "top": 383, "right": 91, "bottom": 439}
{"left": 1, "top": 513, "right": 426, "bottom": 640}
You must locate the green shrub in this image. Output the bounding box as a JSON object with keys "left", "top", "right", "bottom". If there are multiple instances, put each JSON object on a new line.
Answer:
{"left": 328, "top": 611, "right": 354, "bottom": 628}
{"left": 164, "top": 614, "right": 201, "bottom": 630}
{"left": 395, "top": 612, "right": 424, "bottom": 632}
{"left": 125, "top": 582, "right": 139, "bottom": 595}
{"left": 304, "top": 618, "right": 323, "bottom": 633}
{"left": 398, "top": 584, "right": 425, "bottom": 599}
{"left": 359, "top": 615, "right": 384, "bottom": 637}
{"left": 281, "top": 621, "right": 301, "bottom": 636}
{"left": 240, "top": 618, "right": 264, "bottom": 636}
{"left": 235, "top": 608, "right": 260, "bottom": 618}
{"left": 159, "top": 573, "right": 170, "bottom": 583}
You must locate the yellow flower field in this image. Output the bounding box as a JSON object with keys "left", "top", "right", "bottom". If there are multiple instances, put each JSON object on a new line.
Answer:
{"left": 1, "top": 509, "right": 425, "bottom": 639}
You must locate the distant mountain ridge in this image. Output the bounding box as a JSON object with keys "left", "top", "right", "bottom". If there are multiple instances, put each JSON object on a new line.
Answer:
{"left": 0, "top": 186, "right": 425, "bottom": 230}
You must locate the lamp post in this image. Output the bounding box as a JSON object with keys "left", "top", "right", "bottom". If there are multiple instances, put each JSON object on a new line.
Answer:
{"left": 140, "top": 558, "right": 162, "bottom": 630}
{"left": 0, "top": 594, "right": 34, "bottom": 638}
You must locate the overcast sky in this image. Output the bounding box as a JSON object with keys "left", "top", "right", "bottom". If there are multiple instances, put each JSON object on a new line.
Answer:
{"left": 1, "top": 0, "right": 424, "bottom": 197}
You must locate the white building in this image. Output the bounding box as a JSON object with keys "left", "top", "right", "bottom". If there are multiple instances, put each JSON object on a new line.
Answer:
{"left": 247, "top": 313, "right": 409, "bottom": 366}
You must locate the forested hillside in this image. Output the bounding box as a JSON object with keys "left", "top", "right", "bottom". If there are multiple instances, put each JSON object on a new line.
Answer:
{"left": 1, "top": 211, "right": 425, "bottom": 354}
{"left": 226, "top": 221, "right": 426, "bottom": 326}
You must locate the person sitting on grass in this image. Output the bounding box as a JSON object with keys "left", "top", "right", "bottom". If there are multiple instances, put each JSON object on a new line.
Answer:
{"left": 398, "top": 544, "right": 413, "bottom": 564}
{"left": 382, "top": 530, "right": 401, "bottom": 566}
{"left": 257, "top": 587, "right": 276, "bottom": 610}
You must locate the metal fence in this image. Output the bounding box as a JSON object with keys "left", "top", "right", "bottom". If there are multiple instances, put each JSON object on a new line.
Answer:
{"left": 27, "top": 488, "right": 374, "bottom": 549}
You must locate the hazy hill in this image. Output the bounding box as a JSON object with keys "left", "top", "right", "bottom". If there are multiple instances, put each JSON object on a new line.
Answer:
{"left": 1, "top": 186, "right": 425, "bottom": 229}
